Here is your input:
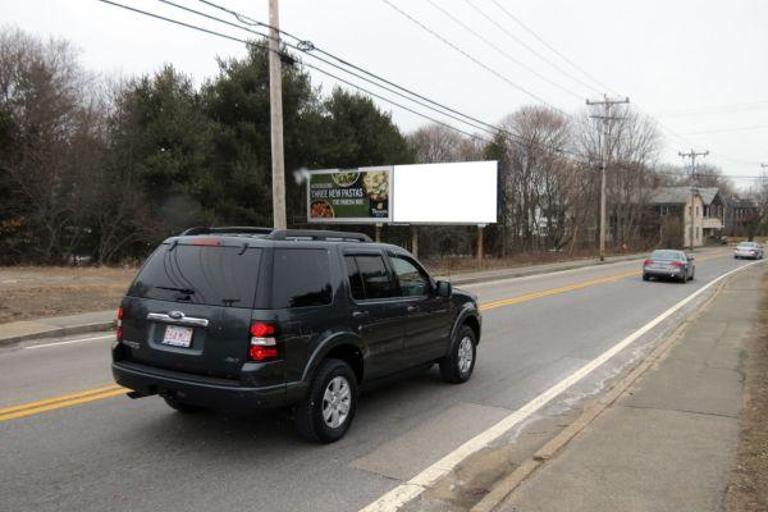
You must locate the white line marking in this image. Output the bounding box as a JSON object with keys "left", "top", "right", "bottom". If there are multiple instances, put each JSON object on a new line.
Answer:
{"left": 358, "top": 259, "right": 764, "bottom": 512}
{"left": 24, "top": 334, "right": 113, "bottom": 350}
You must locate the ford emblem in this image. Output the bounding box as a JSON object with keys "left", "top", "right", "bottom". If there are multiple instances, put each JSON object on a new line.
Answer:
{"left": 168, "top": 310, "right": 184, "bottom": 320}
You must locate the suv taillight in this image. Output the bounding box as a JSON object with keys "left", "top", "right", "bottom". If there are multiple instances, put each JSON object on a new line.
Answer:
{"left": 249, "top": 322, "right": 278, "bottom": 362}
{"left": 116, "top": 307, "right": 124, "bottom": 342}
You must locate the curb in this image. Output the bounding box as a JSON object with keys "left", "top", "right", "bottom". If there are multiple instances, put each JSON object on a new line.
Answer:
{"left": 469, "top": 269, "right": 735, "bottom": 512}
{"left": 0, "top": 321, "right": 115, "bottom": 347}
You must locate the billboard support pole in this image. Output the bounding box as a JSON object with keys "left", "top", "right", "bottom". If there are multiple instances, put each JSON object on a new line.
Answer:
{"left": 411, "top": 226, "right": 419, "bottom": 258}
{"left": 477, "top": 224, "right": 485, "bottom": 267}
{"left": 375, "top": 223, "right": 382, "bottom": 243}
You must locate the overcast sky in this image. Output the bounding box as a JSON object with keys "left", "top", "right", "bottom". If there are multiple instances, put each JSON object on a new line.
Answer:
{"left": 5, "top": 0, "right": 767, "bottom": 185}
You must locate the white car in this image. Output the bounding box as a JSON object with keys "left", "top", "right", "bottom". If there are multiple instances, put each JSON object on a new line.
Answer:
{"left": 734, "top": 241, "right": 764, "bottom": 260}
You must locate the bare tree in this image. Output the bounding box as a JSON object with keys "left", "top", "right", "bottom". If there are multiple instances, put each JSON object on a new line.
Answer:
{"left": 0, "top": 27, "right": 99, "bottom": 262}
{"left": 496, "top": 106, "right": 574, "bottom": 252}
{"left": 575, "top": 107, "right": 662, "bottom": 249}
{"left": 407, "top": 124, "right": 483, "bottom": 163}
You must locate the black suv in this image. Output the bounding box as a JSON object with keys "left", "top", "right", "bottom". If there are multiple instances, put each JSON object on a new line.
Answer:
{"left": 112, "top": 227, "right": 481, "bottom": 442}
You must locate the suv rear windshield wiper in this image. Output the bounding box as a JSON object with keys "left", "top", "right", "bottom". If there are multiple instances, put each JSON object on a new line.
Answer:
{"left": 154, "top": 286, "right": 196, "bottom": 295}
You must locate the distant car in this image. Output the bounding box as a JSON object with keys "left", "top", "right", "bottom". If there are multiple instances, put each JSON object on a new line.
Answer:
{"left": 734, "top": 241, "right": 764, "bottom": 260}
{"left": 642, "top": 249, "right": 695, "bottom": 283}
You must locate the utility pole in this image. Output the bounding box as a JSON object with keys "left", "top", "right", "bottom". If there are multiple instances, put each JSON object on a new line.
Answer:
{"left": 678, "top": 149, "right": 709, "bottom": 251}
{"left": 586, "top": 94, "right": 630, "bottom": 261}
{"left": 268, "top": 0, "right": 287, "bottom": 229}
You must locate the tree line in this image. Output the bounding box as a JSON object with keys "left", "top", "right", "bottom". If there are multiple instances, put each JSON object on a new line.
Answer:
{"left": 0, "top": 27, "right": 739, "bottom": 265}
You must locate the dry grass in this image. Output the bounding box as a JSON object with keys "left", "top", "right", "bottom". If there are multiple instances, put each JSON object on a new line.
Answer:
{"left": 0, "top": 266, "right": 136, "bottom": 324}
{"left": 727, "top": 276, "right": 768, "bottom": 512}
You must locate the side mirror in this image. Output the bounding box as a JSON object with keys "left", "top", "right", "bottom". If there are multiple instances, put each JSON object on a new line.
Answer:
{"left": 436, "top": 280, "right": 452, "bottom": 298}
{"left": 688, "top": 255, "right": 695, "bottom": 261}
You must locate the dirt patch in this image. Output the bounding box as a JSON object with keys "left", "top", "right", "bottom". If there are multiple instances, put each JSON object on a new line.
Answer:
{"left": 727, "top": 277, "right": 768, "bottom": 512}
{"left": 0, "top": 266, "right": 135, "bottom": 323}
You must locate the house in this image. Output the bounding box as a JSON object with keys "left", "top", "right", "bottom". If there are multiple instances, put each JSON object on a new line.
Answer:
{"left": 724, "top": 195, "right": 760, "bottom": 236}
{"left": 698, "top": 187, "right": 726, "bottom": 239}
{"left": 648, "top": 187, "right": 705, "bottom": 248}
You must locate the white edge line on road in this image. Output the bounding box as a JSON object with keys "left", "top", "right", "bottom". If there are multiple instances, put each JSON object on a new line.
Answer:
{"left": 358, "top": 259, "right": 764, "bottom": 512}
{"left": 24, "top": 334, "right": 113, "bottom": 350}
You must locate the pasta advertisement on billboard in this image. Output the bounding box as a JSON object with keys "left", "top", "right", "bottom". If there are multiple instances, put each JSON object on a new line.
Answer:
{"left": 307, "top": 166, "right": 392, "bottom": 223}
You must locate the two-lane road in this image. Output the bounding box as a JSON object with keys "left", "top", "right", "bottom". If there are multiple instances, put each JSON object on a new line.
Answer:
{"left": 0, "top": 248, "right": 758, "bottom": 512}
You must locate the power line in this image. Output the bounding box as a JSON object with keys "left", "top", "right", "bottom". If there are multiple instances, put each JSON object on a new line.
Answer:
{"left": 379, "top": 0, "right": 567, "bottom": 114}
{"left": 155, "top": 0, "right": 501, "bottom": 137}
{"left": 96, "top": 0, "right": 494, "bottom": 143}
{"left": 677, "top": 124, "right": 768, "bottom": 136}
{"left": 423, "top": 0, "right": 585, "bottom": 100}
{"left": 486, "top": 0, "right": 616, "bottom": 95}
{"left": 459, "top": 0, "right": 601, "bottom": 96}
{"left": 183, "top": 0, "right": 582, "bottom": 156}
{"left": 192, "top": 0, "right": 510, "bottom": 137}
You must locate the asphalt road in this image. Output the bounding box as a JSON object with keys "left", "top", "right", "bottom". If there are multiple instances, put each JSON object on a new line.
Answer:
{"left": 0, "top": 248, "right": 756, "bottom": 512}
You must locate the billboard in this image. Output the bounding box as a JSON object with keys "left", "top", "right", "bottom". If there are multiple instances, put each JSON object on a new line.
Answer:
{"left": 306, "top": 161, "right": 497, "bottom": 225}
{"left": 307, "top": 166, "right": 392, "bottom": 223}
{"left": 392, "top": 161, "right": 497, "bottom": 224}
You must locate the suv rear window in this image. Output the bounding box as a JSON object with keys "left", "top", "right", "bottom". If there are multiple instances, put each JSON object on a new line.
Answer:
{"left": 128, "top": 244, "right": 262, "bottom": 308}
{"left": 272, "top": 249, "right": 333, "bottom": 309}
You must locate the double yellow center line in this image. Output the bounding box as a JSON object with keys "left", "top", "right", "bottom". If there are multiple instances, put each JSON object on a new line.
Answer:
{"left": 0, "top": 384, "right": 126, "bottom": 422}
{"left": 0, "top": 252, "right": 730, "bottom": 423}
{"left": 480, "top": 270, "right": 639, "bottom": 311}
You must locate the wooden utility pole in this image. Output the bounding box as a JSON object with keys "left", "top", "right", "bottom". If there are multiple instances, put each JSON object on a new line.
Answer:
{"left": 586, "top": 95, "right": 629, "bottom": 261}
{"left": 269, "top": 0, "right": 287, "bottom": 229}
{"left": 477, "top": 225, "right": 485, "bottom": 267}
{"left": 678, "top": 149, "right": 709, "bottom": 251}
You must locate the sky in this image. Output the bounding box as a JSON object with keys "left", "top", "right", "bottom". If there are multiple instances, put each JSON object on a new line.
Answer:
{"left": 4, "top": 0, "right": 767, "bottom": 186}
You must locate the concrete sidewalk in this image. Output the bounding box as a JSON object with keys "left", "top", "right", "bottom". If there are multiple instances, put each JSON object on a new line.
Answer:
{"left": 497, "top": 264, "right": 764, "bottom": 512}
{"left": 0, "top": 310, "right": 114, "bottom": 346}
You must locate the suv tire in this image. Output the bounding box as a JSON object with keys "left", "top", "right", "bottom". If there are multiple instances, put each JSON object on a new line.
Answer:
{"left": 439, "top": 325, "right": 477, "bottom": 384}
{"left": 163, "top": 395, "right": 204, "bottom": 414}
{"left": 295, "top": 358, "right": 358, "bottom": 443}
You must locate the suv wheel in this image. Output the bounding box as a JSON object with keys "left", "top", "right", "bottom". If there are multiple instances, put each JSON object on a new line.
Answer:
{"left": 163, "top": 395, "right": 204, "bottom": 414}
{"left": 295, "top": 358, "right": 358, "bottom": 443}
{"left": 439, "top": 325, "right": 477, "bottom": 384}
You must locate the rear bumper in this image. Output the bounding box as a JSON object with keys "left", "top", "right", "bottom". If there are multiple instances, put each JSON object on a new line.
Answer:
{"left": 735, "top": 252, "right": 760, "bottom": 259}
{"left": 113, "top": 362, "right": 294, "bottom": 410}
{"left": 644, "top": 268, "right": 684, "bottom": 278}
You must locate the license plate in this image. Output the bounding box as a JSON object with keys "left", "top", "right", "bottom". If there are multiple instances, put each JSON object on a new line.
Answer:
{"left": 162, "top": 325, "right": 193, "bottom": 347}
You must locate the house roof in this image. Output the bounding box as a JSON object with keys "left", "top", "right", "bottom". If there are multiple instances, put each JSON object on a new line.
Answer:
{"left": 697, "top": 187, "right": 721, "bottom": 205}
{"left": 648, "top": 186, "right": 721, "bottom": 205}
{"left": 649, "top": 187, "right": 695, "bottom": 204}
{"left": 726, "top": 196, "right": 759, "bottom": 209}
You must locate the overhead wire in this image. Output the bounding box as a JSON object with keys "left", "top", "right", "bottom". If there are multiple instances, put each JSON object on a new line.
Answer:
{"left": 459, "top": 0, "right": 602, "bottom": 96}
{"left": 96, "top": 0, "right": 494, "bottom": 143}
{"left": 379, "top": 0, "right": 568, "bottom": 115}
{"left": 423, "top": 0, "right": 585, "bottom": 100}
{"left": 486, "top": 0, "right": 617, "bottom": 95}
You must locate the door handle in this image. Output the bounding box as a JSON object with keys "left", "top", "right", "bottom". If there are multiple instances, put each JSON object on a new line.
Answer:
{"left": 352, "top": 310, "right": 369, "bottom": 318}
{"left": 407, "top": 305, "right": 418, "bottom": 313}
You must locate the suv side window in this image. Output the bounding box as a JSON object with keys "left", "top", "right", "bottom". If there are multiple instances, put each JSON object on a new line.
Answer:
{"left": 273, "top": 248, "right": 333, "bottom": 308}
{"left": 391, "top": 255, "right": 430, "bottom": 297}
{"left": 344, "top": 255, "right": 366, "bottom": 301}
{"left": 345, "top": 254, "right": 396, "bottom": 300}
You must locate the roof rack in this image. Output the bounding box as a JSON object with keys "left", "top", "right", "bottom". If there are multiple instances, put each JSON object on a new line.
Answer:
{"left": 269, "top": 229, "right": 372, "bottom": 243}
{"left": 179, "top": 226, "right": 274, "bottom": 236}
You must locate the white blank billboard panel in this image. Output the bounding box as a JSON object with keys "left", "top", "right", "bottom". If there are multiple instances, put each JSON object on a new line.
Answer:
{"left": 392, "top": 161, "right": 497, "bottom": 224}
